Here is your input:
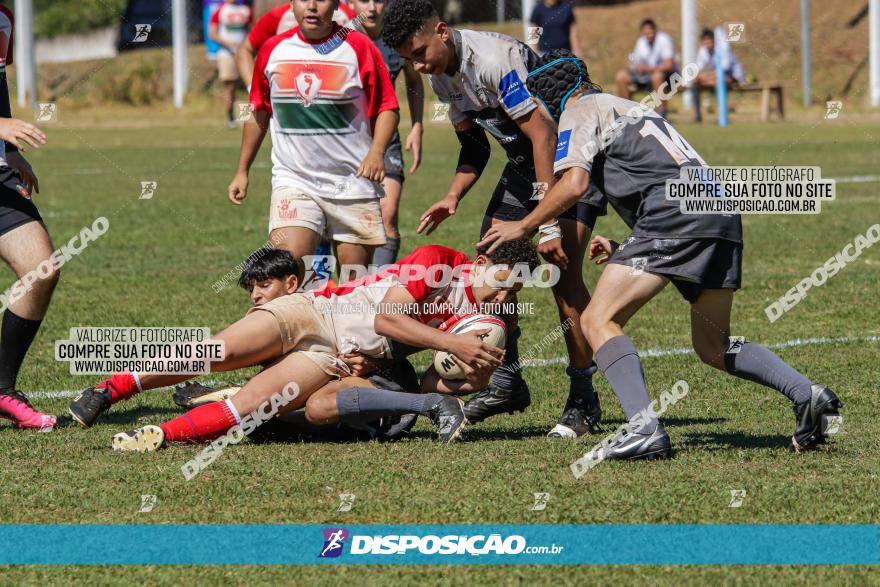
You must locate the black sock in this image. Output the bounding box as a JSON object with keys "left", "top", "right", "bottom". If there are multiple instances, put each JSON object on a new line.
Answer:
{"left": 490, "top": 326, "right": 523, "bottom": 390}
{"left": 0, "top": 310, "right": 42, "bottom": 392}
{"left": 566, "top": 363, "right": 598, "bottom": 406}
{"left": 723, "top": 338, "right": 813, "bottom": 404}
{"left": 594, "top": 335, "right": 657, "bottom": 434}
{"left": 373, "top": 236, "right": 400, "bottom": 266}
{"left": 336, "top": 387, "right": 440, "bottom": 430}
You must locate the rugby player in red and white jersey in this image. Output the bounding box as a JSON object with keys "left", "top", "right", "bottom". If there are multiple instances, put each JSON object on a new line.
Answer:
{"left": 0, "top": 5, "right": 58, "bottom": 430}
{"left": 235, "top": 0, "right": 357, "bottom": 86}
{"left": 209, "top": 0, "right": 253, "bottom": 128}
{"left": 68, "top": 239, "right": 538, "bottom": 451}
{"left": 228, "top": 0, "right": 399, "bottom": 284}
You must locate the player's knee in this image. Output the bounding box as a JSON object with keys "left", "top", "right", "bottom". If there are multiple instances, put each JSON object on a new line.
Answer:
{"left": 693, "top": 335, "right": 727, "bottom": 368}
{"left": 304, "top": 393, "right": 336, "bottom": 424}
{"left": 651, "top": 70, "right": 665, "bottom": 87}
{"left": 580, "top": 306, "right": 606, "bottom": 346}
{"left": 24, "top": 261, "right": 60, "bottom": 296}
{"left": 615, "top": 69, "right": 630, "bottom": 86}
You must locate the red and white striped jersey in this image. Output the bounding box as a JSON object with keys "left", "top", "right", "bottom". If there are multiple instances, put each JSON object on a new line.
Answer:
{"left": 250, "top": 24, "right": 398, "bottom": 198}
{"left": 312, "top": 245, "right": 478, "bottom": 358}
{"left": 210, "top": 3, "right": 252, "bottom": 54}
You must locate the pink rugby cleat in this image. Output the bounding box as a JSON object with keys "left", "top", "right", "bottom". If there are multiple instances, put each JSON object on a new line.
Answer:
{"left": 0, "top": 390, "right": 56, "bottom": 431}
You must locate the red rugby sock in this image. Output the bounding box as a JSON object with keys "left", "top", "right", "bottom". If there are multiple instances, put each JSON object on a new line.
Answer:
{"left": 100, "top": 372, "right": 141, "bottom": 404}
{"left": 159, "top": 400, "right": 238, "bottom": 444}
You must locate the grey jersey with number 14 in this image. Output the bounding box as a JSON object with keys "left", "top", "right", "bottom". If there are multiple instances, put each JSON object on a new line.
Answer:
{"left": 554, "top": 91, "right": 742, "bottom": 242}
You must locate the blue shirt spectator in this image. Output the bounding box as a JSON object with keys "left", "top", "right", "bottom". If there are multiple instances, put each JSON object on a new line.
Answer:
{"left": 528, "top": 0, "right": 582, "bottom": 58}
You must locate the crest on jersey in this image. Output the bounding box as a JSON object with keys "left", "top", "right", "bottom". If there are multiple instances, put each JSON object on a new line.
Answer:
{"left": 295, "top": 72, "right": 323, "bottom": 107}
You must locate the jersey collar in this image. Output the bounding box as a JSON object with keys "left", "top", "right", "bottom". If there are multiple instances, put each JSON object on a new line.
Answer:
{"left": 447, "top": 29, "right": 464, "bottom": 76}
{"left": 295, "top": 23, "right": 343, "bottom": 45}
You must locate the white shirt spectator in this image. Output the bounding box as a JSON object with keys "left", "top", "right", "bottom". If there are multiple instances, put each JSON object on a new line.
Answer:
{"left": 631, "top": 30, "right": 676, "bottom": 69}
{"left": 696, "top": 39, "right": 745, "bottom": 83}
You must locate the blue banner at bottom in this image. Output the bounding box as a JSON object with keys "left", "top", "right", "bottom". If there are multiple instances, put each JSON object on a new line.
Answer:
{"left": 0, "top": 524, "right": 877, "bottom": 565}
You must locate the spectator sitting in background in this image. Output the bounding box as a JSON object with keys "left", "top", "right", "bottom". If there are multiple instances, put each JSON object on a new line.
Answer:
{"left": 615, "top": 18, "right": 676, "bottom": 117}
{"left": 528, "top": 0, "right": 582, "bottom": 59}
{"left": 692, "top": 27, "right": 745, "bottom": 123}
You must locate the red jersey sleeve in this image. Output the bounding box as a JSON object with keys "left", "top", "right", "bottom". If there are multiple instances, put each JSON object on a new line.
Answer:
{"left": 396, "top": 245, "right": 470, "bottom": 303}
{"left": 209, "top": 6, "right": 221, "bottom": 26}
{"left": 346, "top": 32, "right": 399, "bottom": 118}
{"left": 247, "top": 4, "right": 286, "bottom": 51}
{"left": 249, "top": 33, "right": 282, "bottom": 115}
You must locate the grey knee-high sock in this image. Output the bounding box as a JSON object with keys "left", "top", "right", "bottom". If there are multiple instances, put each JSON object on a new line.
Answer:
{"left": 491, "top": 326, "right": 523, "bottom": 390}
{"left": 723, "top": 338, "right": 813, "bottom": 404}
{"left": 373, "top": 236, "right": 401, "bottom": 267}
{"left": 336, "top": 387, "right": 440, "bottom": 430}
{"left": 594, "top": 335, "right": 657, "bottom": 434}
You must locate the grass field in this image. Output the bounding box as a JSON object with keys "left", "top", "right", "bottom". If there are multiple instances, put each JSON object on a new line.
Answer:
{"left": 0, "top": 105, "right": 878, "bottom": 585}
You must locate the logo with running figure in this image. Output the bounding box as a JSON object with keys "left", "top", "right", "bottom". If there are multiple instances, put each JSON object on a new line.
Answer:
{"left": 132, "top": 24, "right": 152, "bottom": 43}
{"left": 36, "top": 102, "right": 57, "bottom": 122}
{"left": 527, "top": 27, "right": 544, "bottom": 45}
{"left": 726, "top": 23, "right": 745, "bottom": 43}
{"left": 824, "top": 101, "right": 842, "bottom": 120}
{"left": 139, "top": 181, "right": 158, "bottom": 200}
{"left": 319, "top": 528, "right": 349, "bottom": 558}
{"left": 295, "top": 72, "right": 323, "bottom": 107}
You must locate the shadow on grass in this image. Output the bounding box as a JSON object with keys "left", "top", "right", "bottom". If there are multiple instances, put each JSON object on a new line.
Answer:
{"left": 79, "top": 406, "right": 181, "bottom": 426}
{"left": 679, "top": 430, "right": 791, "bottom": 450}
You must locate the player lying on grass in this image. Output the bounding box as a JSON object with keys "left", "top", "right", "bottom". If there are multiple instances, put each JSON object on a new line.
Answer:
{"left": 228, "top": 0, "right": 399, "bottom": 283}
{"left": 382, "top": 0, "right": 603, "bottom": 439}
{"left": 70, "top": 247, "right": 455, "bottom": 442}
{"left": 0, "top": 6, "right": 58, "bottom": 431}
{"left": 480, "top": 50, "right": 842, "bottom": 460}
{"left": 70, "top": 241, "right": 538, "bottom": 451}
{"left": 171, "top": 248, "right": 424, "bottom": 442}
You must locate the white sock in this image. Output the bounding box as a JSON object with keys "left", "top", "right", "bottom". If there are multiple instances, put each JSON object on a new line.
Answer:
{"left": 224, "top": 399, "right": 242, "bottom": 424}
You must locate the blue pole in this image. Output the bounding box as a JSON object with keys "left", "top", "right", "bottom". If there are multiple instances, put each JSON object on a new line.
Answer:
{"left": 714, "top": 29, "right": 728, "bottom": 127}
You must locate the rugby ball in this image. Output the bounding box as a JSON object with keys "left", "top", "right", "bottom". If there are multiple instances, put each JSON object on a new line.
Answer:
{"left": 433, "top": 313, "right": 507, "bottom": 380}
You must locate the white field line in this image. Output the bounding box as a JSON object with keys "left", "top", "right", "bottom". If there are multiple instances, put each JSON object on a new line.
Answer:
{"left": 31, "top": 335, "right": 879, "bottom": 400}
{"left": 833, "top": 175, "right": 880, "bottom": 184}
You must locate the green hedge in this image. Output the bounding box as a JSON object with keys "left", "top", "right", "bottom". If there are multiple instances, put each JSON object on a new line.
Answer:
{"left": 0, "top": 0, "right": 127, "bottom": 39}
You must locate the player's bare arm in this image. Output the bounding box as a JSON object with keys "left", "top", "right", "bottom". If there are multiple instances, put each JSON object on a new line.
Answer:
{"left": 402, "top": 61, "right": 425, "bottom": 174}
{"left": 228, "top": 109, "right": 269, "bottom": 205}
{"left": 0, "top": 117, "right": 46, "bottom": 152}
{"left": 588, "top": 234, "right": 619, "bottom": 265}
{"left": 234, "top": 39, "right": 256, "bottom": 85}
{"left": 512, "top": 104, "right": 569, "bottom": 268}
{"left": 417, "top": 118, "right": 488, "bottom": 235}
{"left": 358, "top": 108, "right": 400, "bottom": 183}
{"left": 479, "top": 166, "right": 590, "bottom": 254}
{"left": 373, "top": 284, "right": 502, "bottom": 370}
{"left": 207, "top": 23, "right": 229, "bottom": 52}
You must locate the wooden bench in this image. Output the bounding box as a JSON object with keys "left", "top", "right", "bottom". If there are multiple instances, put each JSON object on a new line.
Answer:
{"left": 731, "top": 82, "right": 784, "bottom": 122}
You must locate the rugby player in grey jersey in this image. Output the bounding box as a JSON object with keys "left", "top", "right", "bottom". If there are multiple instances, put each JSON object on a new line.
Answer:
{"left": 383, "top": 0, "right": 605, "bottom": 438}
{"left": 481, "top": 50, "right": 842, "bottom": 460}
